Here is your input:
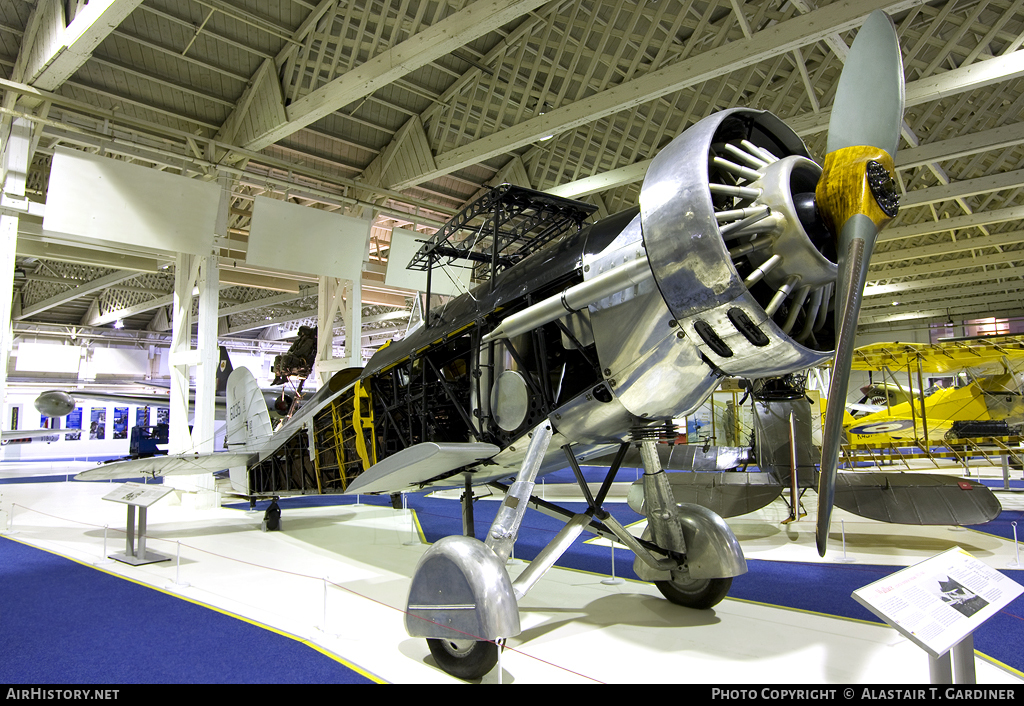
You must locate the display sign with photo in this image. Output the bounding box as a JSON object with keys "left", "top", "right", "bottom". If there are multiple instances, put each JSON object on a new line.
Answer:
{"left": 113, "top": 407, "right": 129, "bottom": 440}
{"left": 852, "top": 546, "right": 1023, "bottom": 657}
{"left": 90, "top": 408, "right": 105, "bottom": 440}
{"left": 65, "top": 407, "right": 82, "bottom": 441}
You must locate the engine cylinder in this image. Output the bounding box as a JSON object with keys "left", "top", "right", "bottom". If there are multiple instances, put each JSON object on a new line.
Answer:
{"left": 639, "top": 108, "right": 838, "bottom": 378}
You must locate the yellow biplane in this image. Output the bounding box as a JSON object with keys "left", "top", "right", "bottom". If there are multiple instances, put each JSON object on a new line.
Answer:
{"left": 844, "top": 335, "right": 1024, "bottom": 447}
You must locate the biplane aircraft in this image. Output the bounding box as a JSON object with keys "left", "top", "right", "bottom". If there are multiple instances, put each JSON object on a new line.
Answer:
{"left": 71, "top": 11, "right": 996, "bottom": 680}
{"left": 843, "top": 336, "right": 1024, "bottom": 447}
{"left": 732, "top": 373, "right": 1000, "bottom": 528}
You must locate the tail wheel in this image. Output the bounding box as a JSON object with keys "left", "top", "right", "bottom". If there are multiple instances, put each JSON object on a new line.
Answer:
{"left": 426, "top": 638, "right": 498, "bottom": 680}
{"left": 655, "top": 574, "right": 733, "bottom": 609}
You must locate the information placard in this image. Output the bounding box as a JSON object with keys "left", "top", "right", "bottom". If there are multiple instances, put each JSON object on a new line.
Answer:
{"left": 102, "top": 482, "right": 173, "bottom": 508}
{"left": 852, "top": 546, "right": 1023, "bottom": 657}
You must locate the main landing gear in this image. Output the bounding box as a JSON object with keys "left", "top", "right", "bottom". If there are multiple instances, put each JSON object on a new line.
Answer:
{"left": 656, "top": 574, "right": 734, "bottom": 610}
{"left": 404, "top": 424, "right": 747, "bottom": 679}
{"left": 426, "top": 638, "right": 500, "bottom": 680}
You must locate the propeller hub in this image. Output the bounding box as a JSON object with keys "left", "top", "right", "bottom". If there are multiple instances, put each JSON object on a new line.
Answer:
{"left": 746, "top": 155, "right": 837, "bottom": 292}
{"left": 814, "top": 146, "right": 898, "bottom": 238}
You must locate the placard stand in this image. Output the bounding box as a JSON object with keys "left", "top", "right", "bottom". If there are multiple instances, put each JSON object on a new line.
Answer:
{"left": 927, "top": 634, "right": 975, "bottom": 683}
{"left": 852, "top": 547, "right": 1022, "bottom": 684}
{"left": 103, "top": 483, "right": 174, "bottom": 566}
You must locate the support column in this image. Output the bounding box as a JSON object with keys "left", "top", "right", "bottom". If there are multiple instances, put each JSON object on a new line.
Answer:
{"left": 168, "top": 253, "right": 198, "bottom": 455}
{"left": 165, "top": 172, "right": 227, "bottom": 505}
{"left": 316, "top": 276, "right": 341, "bottom": 387}
{"left": 342, "top": 278, "right": 362, "bottom": 368}
{"left": 316, "top": 276, "right": 362, "bottom": 385}
{"left": 193, "top": 253, "right": 219, "bottom": 454}
{"left": 0, "top": 119, "right": 30, "bottom": 459}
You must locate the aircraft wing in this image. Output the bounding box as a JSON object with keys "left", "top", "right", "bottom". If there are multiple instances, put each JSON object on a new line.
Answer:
{"left": 848, "top": 402, "right": 885, "bottom": 415}
{"left": 833, "top": 472, "right": 1000, "bottom": 525}
{"left": 846, "top": 384, "right": 990, "bottom": 443}
{"left": 624, "top": 470, "right": 784, "bottom": 519}
{"left": 1, "top": 428, "right": 65, "bottom": 441}
{"left": 588, "top": 442, "right": 753, "bottom": 472}
{"left": 75, "top": 451, "right": 255, "bottom": 481}
{"left": 851, "top": 336, "right": 1024, "bottom": 375}
{"left": 593, "top": 443, "right": 781, "bottom": 519}
{"left": 56, "top": 389, "right": 187, "bottom": 407}
{"left": 343, "top": 442, "right": 501, "bottom": 495}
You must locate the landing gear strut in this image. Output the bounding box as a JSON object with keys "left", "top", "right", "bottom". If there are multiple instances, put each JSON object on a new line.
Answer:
{"left": 404, "top": 425, "right": 747, "bottom": 680}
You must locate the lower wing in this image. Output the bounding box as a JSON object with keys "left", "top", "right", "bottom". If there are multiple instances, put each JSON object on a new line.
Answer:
{"left": 75, "top": 451, "right": 255, "bottom": 481}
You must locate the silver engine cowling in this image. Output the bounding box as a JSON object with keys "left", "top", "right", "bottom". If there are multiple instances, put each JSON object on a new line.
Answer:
{"left": 640, "top": 108, "right": 837, "bottom": 378}
{"left": 34, "top": 390, "right": 76, "bottom": 417}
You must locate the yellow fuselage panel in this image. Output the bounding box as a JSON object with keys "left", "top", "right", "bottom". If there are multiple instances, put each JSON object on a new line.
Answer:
{"left": 845, "top": 384, "right": 990, "bottom": 445}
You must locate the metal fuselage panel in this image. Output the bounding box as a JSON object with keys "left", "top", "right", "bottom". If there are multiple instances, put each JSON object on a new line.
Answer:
{"left": 584, "top": 212, "right": 719, "bottom": 425}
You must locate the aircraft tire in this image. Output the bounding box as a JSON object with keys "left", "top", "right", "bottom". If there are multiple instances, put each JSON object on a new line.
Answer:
{"left": 655, "top": 576, "right": 732, "bottom": 609}
{"left": 426, "top": 638, "right": 498, "bottom": 680}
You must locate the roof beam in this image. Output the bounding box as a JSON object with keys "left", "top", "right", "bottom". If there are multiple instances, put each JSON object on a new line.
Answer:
{"left": 900, "top": 168, "right": 1024, "bottom": 209}
{"left": 83, "top": 292, "right": 172, "bottom": 328}
{"left": 547, "top": 1, "right": 1024, "bottom": 202}
{"left": 545, "top": 159, "right": 653, "bottom": 199}
{"left": 548, "top": 120, "right": 1024, "bottom": 204}
{"left": 870, "top": 248, "right": 1024, "bottom": 280}
{"left": 216, "top": 286, "right": 317, "bottom": 319}
{"left": 233, "top": 0, "right": 551, "bottom": 150}
{"left": 860, "top": 298, "right": 1024, "bottom": 329}
{"left": 787, "top": 49, "right": 1024, "bottom": 137}
{"left": 865, "top": 254, "right": 1024, "bottom": 298}
{"left": 879, "top": 205, "right": 1024, "bottom": 243}
{"left": 16, "top": 269, "right": 141, "bottom": 320}
{"left": 16, "top": 0, "right": 143, "bottom": 93}
{"left": 400, "top": 0, "right": 927, "bottom": 189}
{"left": 895, "top": 121, "right": 1024, "bottom": 170}
{"left": 871, "top": 230, "right": 1024, "bottom": 266}
{"left": 863, "top": 279, "right": 1024, "bottom": 310}
{"left": 865, "top": 270, "right": 1024, "bottom": 298}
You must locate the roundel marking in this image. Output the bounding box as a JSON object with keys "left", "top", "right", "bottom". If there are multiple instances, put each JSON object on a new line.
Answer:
{"left": 849, "top": 419, "right": 915, "bottom": 435}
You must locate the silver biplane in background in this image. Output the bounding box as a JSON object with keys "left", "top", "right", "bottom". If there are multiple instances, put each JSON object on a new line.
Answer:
{"left": 32, "top": 346, "right": 305, "bottom": 425}
{"left": 76, "top": 11, "right": 997, "bottom": 680}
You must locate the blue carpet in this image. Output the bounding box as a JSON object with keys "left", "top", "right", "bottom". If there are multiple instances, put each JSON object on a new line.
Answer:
{"left": 0, "top": 537, "right": 379, "bottom": 684}
{"left": 966, "top": 507, "right": 1024, "bottom": 542}
{"left": 9, "top": 467, "right": 1024, "bottom": 682}
{"left": 981, "top": 478, "right": 1024, "bottom": 489}
{"left": 234, "top": 488, "right": 1024, "bottom": 675}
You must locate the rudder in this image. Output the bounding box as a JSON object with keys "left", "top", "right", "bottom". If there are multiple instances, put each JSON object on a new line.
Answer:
{"left": 226, "top": 367, "right": 273, "bottom": 449}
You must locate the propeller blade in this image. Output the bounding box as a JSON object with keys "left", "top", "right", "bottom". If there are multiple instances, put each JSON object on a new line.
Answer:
{"left": 826, "top": 11, "right": 904, "bottom": 159}
{"left": 814, "top": 10, "right": 905, "bottom": 557}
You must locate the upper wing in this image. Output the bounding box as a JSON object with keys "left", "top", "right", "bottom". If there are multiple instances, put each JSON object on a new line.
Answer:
{"left": 75, "top": 451, "right": 255, "bottom": 480}
{"left": 851, "top": 336, "right": 1024, "bottom": 375}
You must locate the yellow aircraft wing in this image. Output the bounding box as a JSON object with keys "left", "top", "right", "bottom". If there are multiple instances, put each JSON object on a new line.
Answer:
{"left": 849, "top": 335, "right": 1024, "bottom": 375}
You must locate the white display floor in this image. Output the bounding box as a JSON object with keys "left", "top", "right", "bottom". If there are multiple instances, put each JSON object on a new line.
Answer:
{"left": 1, "top": 465, "right": 1022, "bottom": 685}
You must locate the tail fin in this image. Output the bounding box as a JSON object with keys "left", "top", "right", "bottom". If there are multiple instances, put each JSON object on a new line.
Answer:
{"left": 225, "top": 368, "right": 274, "bottom": 449}
{"left": 216, "top": 346, "right": 234, "bottom": 395}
